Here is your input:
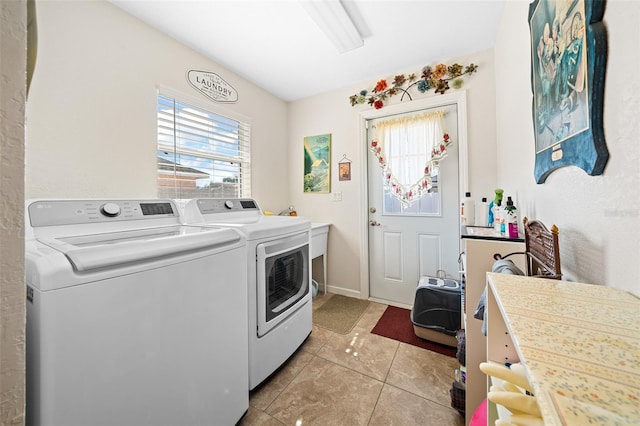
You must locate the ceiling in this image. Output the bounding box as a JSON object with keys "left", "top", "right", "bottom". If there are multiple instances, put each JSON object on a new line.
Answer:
{"left": 109, "top": 0, "right": 506, "bottom": 102}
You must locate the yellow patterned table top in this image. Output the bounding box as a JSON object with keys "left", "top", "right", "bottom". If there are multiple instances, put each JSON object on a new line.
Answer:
{"left": 487, "top": 273, "right": 640, "bottom": 425}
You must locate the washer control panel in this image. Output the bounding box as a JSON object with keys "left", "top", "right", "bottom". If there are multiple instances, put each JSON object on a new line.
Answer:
{"left": 100, "top": 203, "right": 121, "bottom": 217}
{"left": 28, "top": 200, "right": 178, "bottom": 227}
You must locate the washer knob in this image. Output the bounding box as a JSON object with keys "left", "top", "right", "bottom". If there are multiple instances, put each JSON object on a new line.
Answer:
{"left": 224, "top": 200, "right": 235, "bottom": 209}
{"left": 100, "top": 202, "right": 121, "bottom": 217}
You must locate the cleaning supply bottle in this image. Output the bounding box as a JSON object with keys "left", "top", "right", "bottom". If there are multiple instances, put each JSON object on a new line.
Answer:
{"left": 493, "top": 199, "right": 503, "bottom": 233}
{"left": 488, "top": 189, "right": 503, "bottom": 228}
{"left": 505, "top": 196, "right": 518, "bottom": 238}
{"left": 488, "top": 201, "right": 494, "bottom": 228}
{"left": 461, "top": 192, "right": 475, "bottom": 226}
{"left": 477, "top": 197, "right": 489, "bottom": 227}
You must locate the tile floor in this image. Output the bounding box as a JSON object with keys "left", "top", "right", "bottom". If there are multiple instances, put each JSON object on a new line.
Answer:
{"left": 238, "top": 293, "right": 465, "bottom": 426}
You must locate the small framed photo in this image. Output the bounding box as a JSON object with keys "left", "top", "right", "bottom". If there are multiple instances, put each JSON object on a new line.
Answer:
{"left": 339, "top": 161, "right": 351, "bottom": 181}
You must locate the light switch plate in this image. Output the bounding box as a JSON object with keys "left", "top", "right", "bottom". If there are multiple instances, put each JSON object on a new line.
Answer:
{"left": 332, "top": 192, "right": 342, "bottom": 201}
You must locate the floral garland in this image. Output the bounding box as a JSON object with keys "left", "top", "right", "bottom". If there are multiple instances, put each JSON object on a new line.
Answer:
{"left": 350, "top": 63, "right": 478, "bottom": 109}
{"left": 370, "top": 134, "right": 451, "bottom": 207}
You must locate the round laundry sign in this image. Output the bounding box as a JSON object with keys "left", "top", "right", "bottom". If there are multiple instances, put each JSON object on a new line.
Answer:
{"left": 187, "top": 70, "right": 238, "bottom": 103}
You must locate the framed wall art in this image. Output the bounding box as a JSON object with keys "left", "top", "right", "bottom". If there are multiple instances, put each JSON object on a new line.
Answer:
{"left": 303, "top": 133, "right": 331, "bottom": 193}
{"left": 529, "top": 0, "right": 608, "bottom": 183}
{"left": 338, "top": 154, "right": 352, "bottom": 181}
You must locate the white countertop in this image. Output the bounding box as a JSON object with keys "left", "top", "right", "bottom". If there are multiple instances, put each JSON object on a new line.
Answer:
{"left": 487, "top": 273, "right": 640, "bottom": 424}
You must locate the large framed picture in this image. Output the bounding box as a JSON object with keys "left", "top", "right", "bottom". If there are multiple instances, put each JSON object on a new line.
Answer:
{"left": 529, "top": 0, "right": 608, "bottom": 183}
{"left": 303, "top": 133, "right": 331, "bottom": 193}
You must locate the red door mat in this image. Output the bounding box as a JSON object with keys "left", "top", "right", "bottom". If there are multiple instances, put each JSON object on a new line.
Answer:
{"left": 371, "top": 305, "right": 457, "bottom": 358}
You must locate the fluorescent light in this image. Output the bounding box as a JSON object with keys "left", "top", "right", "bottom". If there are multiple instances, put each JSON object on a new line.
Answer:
{"left": 301, "top": 0, "right": 363, "bottom": 53}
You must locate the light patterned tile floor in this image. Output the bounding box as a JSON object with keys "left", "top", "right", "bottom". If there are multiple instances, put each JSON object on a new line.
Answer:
{"left": 238, "top": 293, "right": 465, "bottom": 426}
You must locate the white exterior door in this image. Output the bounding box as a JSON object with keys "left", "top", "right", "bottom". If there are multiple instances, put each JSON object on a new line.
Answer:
{"left": 367, "top": 103, "right": 460, "bottom": 306}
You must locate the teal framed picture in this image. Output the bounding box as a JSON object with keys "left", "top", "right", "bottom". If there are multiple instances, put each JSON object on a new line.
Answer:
{"left": 303, "top": 134, "right": 331, "bottom": 193}
{"left": 529, "top": 0, "right": 608, "bottom": 183}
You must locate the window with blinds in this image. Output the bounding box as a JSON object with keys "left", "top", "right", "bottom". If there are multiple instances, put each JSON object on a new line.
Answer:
{"left": 157, "top": 93, "right": 251, "bottom": 199}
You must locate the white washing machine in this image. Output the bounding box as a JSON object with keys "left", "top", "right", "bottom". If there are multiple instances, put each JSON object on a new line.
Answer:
{"left": 181, "top": 198, "right": 312, "bottom": 390}
{"left": 25, "top": 199, "right": 249, "bottom": 426}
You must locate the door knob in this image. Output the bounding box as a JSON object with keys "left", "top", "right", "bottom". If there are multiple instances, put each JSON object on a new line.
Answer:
{"left": 370, "top": 220, "right": 380, "bottom": 226}
{"left": 369, "top": 207, "right": 377, "bottom": 213}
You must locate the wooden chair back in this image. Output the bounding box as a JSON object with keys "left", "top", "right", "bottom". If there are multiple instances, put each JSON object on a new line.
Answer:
{"left": 493, "top": 217, "right": 562, "bottom": 280}
{"left": 522, "top": 217, "right": 561, "bottom": 279}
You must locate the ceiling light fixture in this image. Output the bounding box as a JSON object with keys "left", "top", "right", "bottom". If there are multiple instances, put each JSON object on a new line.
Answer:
{"left": 301, "top": 0, "right": 363, "bottom": 54}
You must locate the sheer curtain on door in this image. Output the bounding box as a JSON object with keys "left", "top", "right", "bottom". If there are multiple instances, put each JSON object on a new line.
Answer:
{"left": 369, "top": 110, "right": 450, "bottom": 208}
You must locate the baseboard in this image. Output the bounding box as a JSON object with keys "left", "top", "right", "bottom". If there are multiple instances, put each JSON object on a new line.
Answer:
{"left": 324, "top": 286, "right": 414, "bottom": 310}
{"left": 368, "top": 296, "right": 413, "bottom": 310}
{"left": 324, "top": 285, "right": 361, "bottom": 299}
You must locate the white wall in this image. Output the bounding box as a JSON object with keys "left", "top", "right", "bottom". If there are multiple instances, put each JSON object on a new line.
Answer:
{"left": 24, "top": 0, "right": 640, "bottom": 299}
{"left": 26, "top": 0, "right": 289, "bottom": 212}
{"left": 0, "top": 0, "right": 26, "bottom": 422}
{"left": 289, "top": 49, "right": 498, "bottom": 296}
{"left": 495, "top": 0, "right": 640, "bottom": 295}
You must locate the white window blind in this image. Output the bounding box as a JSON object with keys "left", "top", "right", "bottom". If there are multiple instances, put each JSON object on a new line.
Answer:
{"left": 157, "top": 93, "right": 251, "bottom": 199}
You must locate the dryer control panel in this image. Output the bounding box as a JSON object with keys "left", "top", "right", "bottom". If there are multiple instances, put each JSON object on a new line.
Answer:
{"left": 28, "top": 200, "right": 178, "bottom": 227}
{"left": 196, "top": 198, "right": 260, "bottom": 214}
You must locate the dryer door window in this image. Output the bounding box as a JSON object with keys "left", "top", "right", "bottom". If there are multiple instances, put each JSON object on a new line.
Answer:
{"left": 256, "top": 232, "right": 310, "bottom": 336}
{"left": 265, "top": 249, "right": 307, "bottom": 321}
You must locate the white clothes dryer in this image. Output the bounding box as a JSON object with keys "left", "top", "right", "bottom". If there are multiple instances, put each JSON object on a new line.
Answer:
{"left": 25, "top": 199, "right": 248, "bottom": 426}
{"left": 181, "top": 198, "right": 312, "bottom": 390}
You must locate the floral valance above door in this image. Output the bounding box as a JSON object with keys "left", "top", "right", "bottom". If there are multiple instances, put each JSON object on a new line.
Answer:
{"left": 370, "top": 110, "right": 451, "bottom": 208}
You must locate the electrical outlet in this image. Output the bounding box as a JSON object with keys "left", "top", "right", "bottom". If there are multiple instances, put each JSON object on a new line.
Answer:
{"left": 332, "top": 192, "right": 342, "bottom": 201}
